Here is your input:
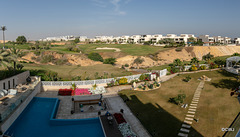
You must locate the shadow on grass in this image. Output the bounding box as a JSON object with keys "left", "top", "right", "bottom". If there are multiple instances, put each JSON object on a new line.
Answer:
{"left": 216, "top": 70, "right": 237, "bottom": 77}
{"left": 119, "top": 94, "right": 203, "bottom": 137}
{"left": 211, "top": 79, "right": 239, "bottom": 89}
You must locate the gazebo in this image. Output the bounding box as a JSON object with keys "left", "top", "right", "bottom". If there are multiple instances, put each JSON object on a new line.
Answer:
{"left": 226, "top": 56, "right": 240, "bottom": 68}
{"left": 225, "top": 56, "right": 240, "bottom": 74}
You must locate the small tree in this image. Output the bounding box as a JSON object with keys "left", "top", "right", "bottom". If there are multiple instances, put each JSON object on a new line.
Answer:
{"left": 74, "top": 38, "right": 80, "bottom": 44}
{"left": 202, "top": 52, "right": 214, "bottom": 64}
{"left": 133, "top": 57, "right": 144, "bottom": 69}
{"left": 88, "top": 53, "right": 103, "bottom": 62}
{"left": 16, "top": 36, "right": 27, "bottom": 44}
{"left": 190, "top": 57, "right": 199, "bottom": 65}
{"left": 103, "top": 58, "right": 116, "bottom": 65}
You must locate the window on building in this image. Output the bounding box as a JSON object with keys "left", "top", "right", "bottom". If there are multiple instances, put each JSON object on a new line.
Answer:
{"left": 8, "top": 81, "right": 10, "bottom": 89}
{"left": 3, "top": 83, "right": 5, "bottom": 89}
{"left": 13, "top": 79, "right": 15, "bottom": 88}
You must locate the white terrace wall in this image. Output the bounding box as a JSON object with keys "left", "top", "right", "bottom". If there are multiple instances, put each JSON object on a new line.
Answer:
{"left": 42, "top": 69, "right": 167, "bottom": 91}
{"left": 1, "top": 81, "right": 41, "bottom": 133}
{"left": 0, "top": 71, "right": 30, "bottom": 90}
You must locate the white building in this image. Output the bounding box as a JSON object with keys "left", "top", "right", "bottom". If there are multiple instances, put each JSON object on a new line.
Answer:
{"left": 234, "top": 38, "right": 240, "bottom": 45}
{"left": 139, "top": 35, "right": 152, "bottom": 43}
{"left": 118, "top": 36, "right": 130, "bottom": 44}
{"left": 79, "top": 36, "right": 88, "bottom": 42}
{"left": 151, "top": 34, "right": 163, "bottom": 43}
{"left": 163, "top": 34, "right": 195, "bottom": 44}
{"left": 40, "top": 35, "right": 75, "bottom": 41}
{"left": 128, "top": 35, "right": 141, "bottom": 44}
{"left": 198, "top": 35, "right": 232, "bottom": 46}
{"left": 198, "top": 35, "right": 214, "bottom": 46}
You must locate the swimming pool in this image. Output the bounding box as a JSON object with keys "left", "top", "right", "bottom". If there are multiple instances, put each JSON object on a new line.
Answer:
{"left": 5, "top": 97, "right": 105, "bottom": 137}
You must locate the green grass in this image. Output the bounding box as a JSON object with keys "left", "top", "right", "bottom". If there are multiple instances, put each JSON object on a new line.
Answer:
{"left": 0, "top": 43, "right": 30, "bottom": 49}
{"left": 23, "top": 63, "right": 137, "bottom": 80}
{"left": 119, "top": 70, "right": 240, "bottom": 137}
{"left": 74, "top": 44, "right": 168, "bottom": 56}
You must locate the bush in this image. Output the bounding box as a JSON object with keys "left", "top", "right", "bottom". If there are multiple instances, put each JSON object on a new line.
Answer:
{"left": 34, "top": 51, "right": 41, "bottom": 56}
{"left": 130, "top": 79, "right": 138, "bottom": 85}
{"left": 28, "top": 61, "right": 34, "bottom": 64}
{"left": 169, "top": 94, "right": 186, "bottom": 105}
{"left": 175, "top": 47, "right": 183, "bottom": 52}
{"left": 138, "top": 85, "right": 142, "bottom": 89}
{"left": 20, "top": 61, "right": 27, "bottom": 63}
{"left": 40, "top": 55, "right": 54, "bottom": 63}
{"left": 148, "top": 84, "right": 153, "bottom": 89}
{"left": 209, "top": 62, "right": 218, "bottom": 69}
{"left": 190, "top": 64, "right": 198, "bottom": 71}
{"left": 125, "top": 64, "right": 129, "bottom": 67}
{"left": 103, "top": 58, "right": 116, "bottom": 65}
{"left": 199, "top": 65, "right": 206, "bottom": 70}
{"left": 139, "top": 74, "right": 150, "bottom": 81}
{"left": 54, "top": 58, "right": 68, "bottom": 65}
{"left": 118, "top": 77, "right": 128, "bottom": 85}
{"left": 183, "top": 75, "right": 191, "bottom": 82}
{"left": 88, "top": 53, "right": 103, "bottom": 62}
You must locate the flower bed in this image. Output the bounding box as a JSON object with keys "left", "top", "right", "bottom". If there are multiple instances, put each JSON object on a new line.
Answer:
{"left": 114, "top": 113, "right": 126, "bottom": 124}
{"left": 74, "top": 88, "right": 92, "bottom": 95}
{"left": 58, "top": 89, "right": 73, "bottom": 96}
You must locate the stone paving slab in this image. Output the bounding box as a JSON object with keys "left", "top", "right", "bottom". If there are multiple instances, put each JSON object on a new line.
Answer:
{"left": 185, "top": 117, "right": 194, "bottom": 121}
{"left": 184, "top": 120, "right": 192, "bottom": 125}
{"left": 188, "top": 111, "right": 195, "bottom": 114}
{"left": 178, "top": 132, "right": 188, "bottom": 137}
{"left": 189, "top": 109, "right": 196, "bottom": 111}
{"left": 186, "top": 114, "right": 195, "bottom": 118}
{"left": 180, "top": 128, "right": 190, "bottom": 133}
{"left": 182, "top": 124, "right": 191, "bottom": 128}
{"left": 189, "top": 106, "right": 197, "bottom": 109}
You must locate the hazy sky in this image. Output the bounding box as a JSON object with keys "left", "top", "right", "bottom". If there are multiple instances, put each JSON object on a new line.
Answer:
{"left": 1, "top": 0, "right": 240, "bottom": 40}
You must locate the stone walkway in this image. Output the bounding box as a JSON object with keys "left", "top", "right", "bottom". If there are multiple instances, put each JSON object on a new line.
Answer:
{"left": 178, "top": 81, "right": 205, "bottom": 137}
{"left": 106, "top": 96, "right": 151, "bottom": 137}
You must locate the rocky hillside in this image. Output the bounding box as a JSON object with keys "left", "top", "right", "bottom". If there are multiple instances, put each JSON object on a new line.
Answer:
{"left": 21, "top": 51, "right": 102, "bottom": 66}
{"left": 156, "top": 46, "right": 240, "bottom": 65}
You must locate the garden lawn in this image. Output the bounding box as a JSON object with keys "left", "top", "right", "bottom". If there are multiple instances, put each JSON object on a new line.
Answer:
{"left": 119, "top": 70, "right": 240, "bottom": 137}
{"left": 23, "top": 64, "right": 138, "bottom": 80}
{"left": 72, "top": 44, "right": 167, "bottom": 56}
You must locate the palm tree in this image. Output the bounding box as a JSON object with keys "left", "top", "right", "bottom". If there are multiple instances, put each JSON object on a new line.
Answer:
{"left": 0, "top": 49, "right": 10, "bottom": 68}
{"left": 190, "top": 57, "right": 199, "bottom": 65}
{"left": 0, "top": 26, "right": 7, "bottom": 49}
{"left": 173, "top": 59, "right": 182, "bottom": 67}
{"left": 202, "top": 52, "right": 214, "bottom": 64}
{"left": 173, "top": 59, "right": 183, "bottom": 72}
{"left": 7, "top": 47, "right": 23, "bottom": 73}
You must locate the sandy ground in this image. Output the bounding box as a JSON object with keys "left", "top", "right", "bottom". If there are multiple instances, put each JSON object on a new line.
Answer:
{"left": 95, "top": 47, "right": 121, "bottom": 52}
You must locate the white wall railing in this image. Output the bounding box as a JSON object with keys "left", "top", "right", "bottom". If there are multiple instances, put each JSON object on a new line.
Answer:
{"left": 42, "top": 69, "right": 167, "bottom": 86}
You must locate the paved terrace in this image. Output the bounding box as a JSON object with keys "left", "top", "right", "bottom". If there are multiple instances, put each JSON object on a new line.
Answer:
{"left": 36, "top": 74, "right": 178, "bottom": 137}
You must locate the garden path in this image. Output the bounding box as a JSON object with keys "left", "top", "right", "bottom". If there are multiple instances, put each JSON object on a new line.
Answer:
{"left": 178, "top": 81, "right": 205, "bottom": 137}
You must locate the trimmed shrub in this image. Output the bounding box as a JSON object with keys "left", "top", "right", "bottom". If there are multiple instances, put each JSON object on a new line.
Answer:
{"left": 199, "top": 65, "right": 206, "bottom": 70}
{"left": 118, "top": 77, "right": 128, "bottom": 85}
{"left": 88, "top": 53, "right": 103, "bottom": 62}
{"left": 190, "top": 64, "right": 198, "bottom": 71}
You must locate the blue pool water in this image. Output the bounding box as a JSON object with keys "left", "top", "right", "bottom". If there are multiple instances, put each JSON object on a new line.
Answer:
{"left": 5, "top": 97, "right": 105, "bottom": 137}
